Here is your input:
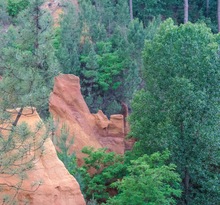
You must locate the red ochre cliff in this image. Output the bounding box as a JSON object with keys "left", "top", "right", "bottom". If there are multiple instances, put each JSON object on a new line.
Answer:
{"left": 0, "top": 74, "right": 133, "bottom": 204}
{"left": 49, "top": 74, "right": 134, "bottom": 161}
{"left": 0, "top": 108, "right": 86, "bottom": 205}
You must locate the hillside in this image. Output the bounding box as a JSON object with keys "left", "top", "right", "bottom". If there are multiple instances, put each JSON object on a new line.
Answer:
{"left": 0, "top": 1, "right": 220, "bottom": 204}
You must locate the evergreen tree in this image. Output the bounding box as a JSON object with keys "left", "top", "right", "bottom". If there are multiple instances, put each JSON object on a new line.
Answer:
{"left": 129, "top": 19, "right": 220, "bottom": 204}
{"left": 0, "top": 0, "right": 11, "bottom": 26}
{"left": 0, "top": 0, "right": 59, "bottom": 201}
{"left": 55, "top": 2, "right": 81, "bottom": 74}
{"left": 132, "top": 0, "right": 218, "bottom": 32}
{"left": 58, "top": 0, "right": 145, "bottom": 115}
{"left": 0, "top": 0, "right": 60, "bottom": 118}
{"left": 7, "top": 0, "right": 29, "bottom": 17}
{"left": 0, "top": 112, "right": 49, "bottom": 204}
{"left": 132, "top": 0, "right": 165, "bottom": 26}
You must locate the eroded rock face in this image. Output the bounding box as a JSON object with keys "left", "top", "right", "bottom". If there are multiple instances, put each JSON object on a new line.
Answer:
{"left": 0, "top": 107, "right": 85, "bottom": 205}
{"left": 49, "top": 74, "right": 131, "bottom": 159}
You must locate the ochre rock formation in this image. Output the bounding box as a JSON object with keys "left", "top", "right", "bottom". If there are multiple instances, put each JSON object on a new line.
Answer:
{"left": 49, "top": 74, "right": 133, "bottom": 161}
{"left": 0, "top": 108, "right": 85, "bottom": 205}
{"left": 43, "top": 0, "right": 78, "bottom": 26}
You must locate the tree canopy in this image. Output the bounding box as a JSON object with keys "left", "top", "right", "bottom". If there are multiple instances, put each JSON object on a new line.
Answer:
{"left": 106, "top": 150, "right": 181, "bottom": 205}
{"left": 129, "top": 19, "right": 220, "bottom": 204}
{"left": 56, "top": 0, "right": 145, "bottom": 115}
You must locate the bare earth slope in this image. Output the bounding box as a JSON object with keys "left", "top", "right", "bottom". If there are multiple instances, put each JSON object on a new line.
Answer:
{"left": 49, "top": 74, "right": 133, "bottom": 163}
{"left": 0, "top": 108, "right": 85, "bottom": 205}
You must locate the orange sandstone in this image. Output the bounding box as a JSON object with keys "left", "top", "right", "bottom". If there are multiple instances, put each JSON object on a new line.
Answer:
{"left": 49, "top": 74, "right": 133, "bottom": 161}
{"left": 0, "top": 107, "right": 85, "bottom": 205}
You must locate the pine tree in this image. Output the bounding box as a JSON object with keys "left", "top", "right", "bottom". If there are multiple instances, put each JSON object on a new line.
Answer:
{"left": 7, "top": 0, "right": 29, "bottom": 17}
{"left": 0, "top": 0, "right": 11, "bottom": 26}
{"left": 55, "top": 1, "right": 81, "bottom": 74}
{"left": 0, "top": 0, "right": 60, "bottom": 117}
{"left": 0, "top": 0, "right": 60, "bottom": 200}
{"left": 58, "top": 0, "right": 145, "bottom": 115}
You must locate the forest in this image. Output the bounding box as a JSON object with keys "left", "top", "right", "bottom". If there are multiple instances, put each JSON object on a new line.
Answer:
{"left": 0, "top": 0, "right": 220, "bottom": 204}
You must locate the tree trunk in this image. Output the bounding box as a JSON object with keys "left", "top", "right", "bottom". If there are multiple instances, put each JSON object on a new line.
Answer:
{"left": 184, "top": 0, "right": 188, "bottom": 24}
{"left": 206, "top": 0, "right": 209, "bottom": 17}
{"left": 184, "top": 167, "right": 190, "bottom": 205}
{"left": 12, "top": 107, "right": 23, "bottom": 127}
{"left": 218, "top": 0, "right": 220, "bottom": 32}
{"left": 129, "top": 0, "right": 133, "bottom": 21}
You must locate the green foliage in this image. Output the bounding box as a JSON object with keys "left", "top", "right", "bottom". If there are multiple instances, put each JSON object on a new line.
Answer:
{"left": 130, "top": 19, "right": 220, "bottom": 204}
{"left": 57, "top": 0, "right": 145, "bottom": 115}
{"left": 144, "top": 16, "right": 162, "bottom": 41}
{"left": 132, "top": 0, "right": 218, "bottom": 32}
{"left": 78, "top": 147, "right": 181, "bottom": 205}
{"left": 54, "top": 125, "right": 85, "bottom": 189}
{"left": 2, "top": 0, "right": 220, "bottom": 204}
{"left": 0, "top": 121, "right": 44, "bottom": 175}
{"left": 106, "top": 150, "right": 181, "bottom": 205}
{"left": 0, "top": 0, "right": 11, "bottom": 25}
{"left": 53, "top": 27, "right": 61, "bottom": 51}
{"left": 7, "top": 0, "right": 29, "bottom": 17}
{"left": 0, "top": 118, "right": 50, "bottom": 203}
{"left": 55, "top": 126, "right": 76, "bottom": 175}
{"left": 0, "top": 0, "right": 60, "bottom": 117}
{"left": 132, "top": 0, "right": 165, "bottom": 26}
{"left": 79, "top": 147, "right": 126, "bottom": 203}
{"left": 56, "top": 2, "right": 81, "bottom": 75}
{"left": 0, "top": 1, "right": 60, "bottom": 200}
{"left": 81, "top": 41, "right": 123, "bottom": 92}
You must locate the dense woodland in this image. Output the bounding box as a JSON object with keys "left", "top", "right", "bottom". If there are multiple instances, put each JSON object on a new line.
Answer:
{"left": 0, "top": 0, "right": 220, "bottom": 204}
